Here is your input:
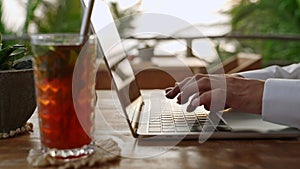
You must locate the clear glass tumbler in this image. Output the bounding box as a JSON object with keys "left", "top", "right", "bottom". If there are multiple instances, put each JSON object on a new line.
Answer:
{"left": 30, "top": 34, "right": 97, "bottom": 159}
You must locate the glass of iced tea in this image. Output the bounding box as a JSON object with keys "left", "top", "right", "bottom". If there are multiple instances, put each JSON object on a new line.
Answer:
{"left": 30, "top": 34, "right": 97, "bottom": 159}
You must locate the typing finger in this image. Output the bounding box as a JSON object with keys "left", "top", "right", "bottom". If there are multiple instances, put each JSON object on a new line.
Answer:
{"left": 165, "top": 77, "right": 192, "bottom": 99}
{"left": 189, "top": 88, "right": 226, "bottom": 112}
{"left": 177, "top": 76, "right": 211, "bottom": 104}
{"left": 165, "top": 87, "right": 173, "bottom": 94}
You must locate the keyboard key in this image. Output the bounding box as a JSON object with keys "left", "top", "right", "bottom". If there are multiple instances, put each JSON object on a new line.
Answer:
{"left": 162, "top": 122, "right": 174, "bottom": 126}
{"left": 185, "top": 113, "right": 196, "bottom": 117}
{"left": 186, "top": 117, "right": 197, "bottom": 121}
{"left": 187, "top": 120, "right": 198, "bottom": 124}
{"left": 148, "top": 127, "right": 161, "bottom": 132}
{"left": 150, "top": 119, "right": 161, "bottom": 123}
{"left": 161, "top": 118, "right": 172, "bottom": 120}
{"left": 173, "top": 112, "right": 183, "bottom": 115}
{"left": 174, "top": 118, "right": 185, "bottom": 122}
{"left": 197, "top": 118, "right": 208, "bottom": 122}
{"left": 197, "top": 116, "right": 207, "bottom": 121}
{"left": 196, "top": 114, "right": 207, "bottom": 118}
{"left": 149, "top": 124, "right": 161, "bottom": 128}
{"left": 173, "top": 117, "right": 185, "bottom": 121}
{"left": 196, "top": 113, "right": 207, "bottom": 116}
{"left": 147, "top": 99, "right": 232, "bottom": 134}
{"left": 175, "top": 122, "right": 188, "bottom": 127}
{"left": 162, "top": 126, "right": 175, "bottom": 132}
{"left": 149, "top": 121, "right": 161, "bottom": 124}
{"left": 161, "top": 117, "right": 173, "bottom": 121}
{"left": 161, "top": 118, "right": 173, "bottom": 121}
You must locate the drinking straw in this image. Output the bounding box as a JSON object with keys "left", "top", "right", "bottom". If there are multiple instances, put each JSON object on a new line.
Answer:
{"left": 80, "top": 0, "right": 95, "bottom": 38}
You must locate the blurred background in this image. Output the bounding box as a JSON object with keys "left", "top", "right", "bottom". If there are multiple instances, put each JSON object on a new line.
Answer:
{"left": 1, "top": 0, "right": 300, "bottom": 67}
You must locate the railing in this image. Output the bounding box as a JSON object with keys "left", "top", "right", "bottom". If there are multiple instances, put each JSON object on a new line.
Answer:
{"left": 126, "top": 33, "right": 300, "bottom": 58}
{"left": 3, "top": 33, "right": 300, "bottom": 58}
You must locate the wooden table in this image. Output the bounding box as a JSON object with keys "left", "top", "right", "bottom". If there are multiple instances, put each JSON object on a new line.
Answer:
{"left": 1, "top": 90, "right": 300, "bottom": 169}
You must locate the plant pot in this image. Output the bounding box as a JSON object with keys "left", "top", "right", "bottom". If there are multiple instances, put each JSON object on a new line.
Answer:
{"left": 138, "top": 48, "right": 154, "bottom": 61}
{"left": 0, "top": 69, "right": 36, "bottom": 133}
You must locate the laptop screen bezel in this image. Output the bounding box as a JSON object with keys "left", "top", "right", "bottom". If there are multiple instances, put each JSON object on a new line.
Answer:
{"left": 82, "top": 0, "right": 143, "bottom": 137}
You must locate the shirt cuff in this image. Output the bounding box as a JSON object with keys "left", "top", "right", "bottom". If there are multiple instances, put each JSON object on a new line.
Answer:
{"left": 236, "top": 69, "right": 274, "bottom": 80}
{"left": 262, "top": 79, "right": 300, "bottom": 128}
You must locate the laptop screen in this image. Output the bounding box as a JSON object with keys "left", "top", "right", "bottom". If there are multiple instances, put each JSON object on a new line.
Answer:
{"left": 84, "top": 0, "right": 142, "bottom": 126}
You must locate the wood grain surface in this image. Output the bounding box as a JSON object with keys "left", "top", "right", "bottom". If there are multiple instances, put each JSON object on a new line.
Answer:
{"left": 1, "top": 90, "right": 299, "bottom": 169}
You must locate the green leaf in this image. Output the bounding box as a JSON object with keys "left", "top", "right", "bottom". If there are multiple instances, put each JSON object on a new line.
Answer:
{"left": 8, "top": 51, "right": 26, "bottom": 62}
{"left": 0, "top": 46, "right": 19, "bottom": 65}
{"left": 23, "top": 0, "right": 43, "bottom": 33}
{"left": 0, "top": 45, "right": 25, "bottom": 69}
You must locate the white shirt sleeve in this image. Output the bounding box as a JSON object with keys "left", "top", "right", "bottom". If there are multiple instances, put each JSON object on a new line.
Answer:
{"left": 238, "top": 63, "right": 300, "bottom": 80}
{"left": 263, "top": 79, "right": 300, "bottom": 128}
{"left": 237, "top": 63, "right": 300, "bottom": 128}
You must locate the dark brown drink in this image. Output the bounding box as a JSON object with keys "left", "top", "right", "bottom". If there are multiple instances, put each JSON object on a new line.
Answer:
{"left": 31, "top": 34, "right": 97, "bottom": 158}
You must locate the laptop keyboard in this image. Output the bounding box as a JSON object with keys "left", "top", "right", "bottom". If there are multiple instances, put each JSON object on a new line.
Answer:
{"left": 148, "top": 99, "right": 231, "bottom": 133}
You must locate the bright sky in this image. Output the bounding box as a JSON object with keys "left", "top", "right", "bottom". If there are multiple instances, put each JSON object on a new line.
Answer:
{"left": 2, "top": 0, "right": 231, "bottom": 33}
{"left": 2, "top": 0, "right": 232, "bottom": 62}
{"left": 110, "top": 0, "right": 230, "bottom": 24}
{"left": 110, "top": 0, "right": 231, "bottom": 62}
{"left": 2, "top": 0, "right": 27, "bottom": 32}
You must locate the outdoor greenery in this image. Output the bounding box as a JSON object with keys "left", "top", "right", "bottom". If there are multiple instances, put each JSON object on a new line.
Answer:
{"left": 0, "top": 0, "right": 141, "bottom": 35}
{"left": 228, "top": 0, "right": 300, "bottom": 65}
{"left": 0, "top": 44, "right": 28, "bottom": 70}
{"left": 0, "top": 0, "right": 82, "bottom": 34}
{"left": 2, "top": 0, "right": 300, "bottom": 66}
{"left": 0, "top": 0, "right": 82, "bottom": 70}
{"left": 0, "top": 0, "right": 82, "bottom": 50}
{"left": 33, "top": 0, "right": 82, "bottom": 33}
{"left": 109, "top": 1, "right": 141, "bottom": 37}
{"left": 0, "top": 0, "right": 141, "bottom": 64}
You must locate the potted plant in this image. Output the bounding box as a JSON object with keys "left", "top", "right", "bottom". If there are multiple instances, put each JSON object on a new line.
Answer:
{"left": 137, "top": 43, "right": 154, "bottom": 61}
{"left": 0, "top": 39, "right": 36, "bottom": 137}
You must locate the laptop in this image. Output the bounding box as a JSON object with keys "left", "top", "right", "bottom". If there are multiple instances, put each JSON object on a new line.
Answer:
{"left": 82, "top": 0, "right": 300, "bottom": 139}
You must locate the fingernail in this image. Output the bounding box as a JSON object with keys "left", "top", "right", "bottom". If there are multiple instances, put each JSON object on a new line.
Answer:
{"left": 165, "top": 87, "right": 172, "bottom": 94}
{"left": 187, "top": 105, "right": 196, "bottom": 112}
{"left": 165, "top": 90, "right": 172, "bottom": 96}
{"left": 191, "top": 98, "right": 200, "bottom": 106}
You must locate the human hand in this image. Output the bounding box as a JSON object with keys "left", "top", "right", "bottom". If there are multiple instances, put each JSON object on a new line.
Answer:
{"left": 165, "top": 74, "right": 265, "bottom": 114}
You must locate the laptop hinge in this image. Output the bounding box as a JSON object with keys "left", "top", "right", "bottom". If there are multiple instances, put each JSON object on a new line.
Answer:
{"left": 132, "top": 97, "right": 144, "bottom": 137}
